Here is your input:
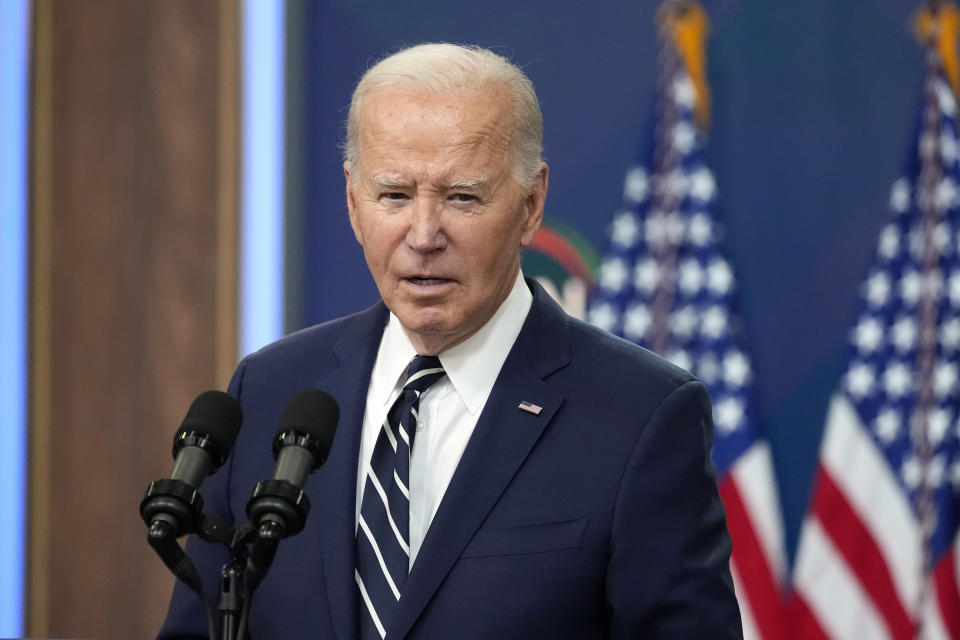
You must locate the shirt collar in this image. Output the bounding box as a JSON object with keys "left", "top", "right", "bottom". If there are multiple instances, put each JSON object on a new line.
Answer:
{"left": 369, "top": 270, "right": 533, "bottom": 414}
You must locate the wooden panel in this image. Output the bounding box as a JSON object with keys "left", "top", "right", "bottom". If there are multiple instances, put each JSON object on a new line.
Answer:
{"left": 30, "top": 0, "right": 238, "bottom": 636}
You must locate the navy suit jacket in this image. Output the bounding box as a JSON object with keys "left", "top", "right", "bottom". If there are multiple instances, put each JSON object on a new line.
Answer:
{"left": 159, "top": 280, "right": 742, "bottom": 639}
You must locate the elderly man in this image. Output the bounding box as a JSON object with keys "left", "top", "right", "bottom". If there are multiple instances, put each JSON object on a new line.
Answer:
{"left": 159, "top": 43, "right": 741, "bottom": 639}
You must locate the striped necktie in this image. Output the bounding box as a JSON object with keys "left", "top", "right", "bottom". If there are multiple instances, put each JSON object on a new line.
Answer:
{"left": 356, "top": 355, "right": 446, "bottom": 639}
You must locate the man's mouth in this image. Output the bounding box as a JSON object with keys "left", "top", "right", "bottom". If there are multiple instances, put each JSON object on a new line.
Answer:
{"left": 407, "top": 276, "right": 450, "bottom": 285}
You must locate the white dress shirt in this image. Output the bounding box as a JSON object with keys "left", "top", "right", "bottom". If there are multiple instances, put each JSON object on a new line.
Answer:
{"left": 356, "top": 270, "right": 533, "bottom": 567}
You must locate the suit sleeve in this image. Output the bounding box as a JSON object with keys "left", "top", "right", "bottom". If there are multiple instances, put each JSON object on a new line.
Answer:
{"left": 155, "top": 360, "right": 249, "bottom": 640}
{"left": 607, "top": 379, "right": 743, "bottom": 638}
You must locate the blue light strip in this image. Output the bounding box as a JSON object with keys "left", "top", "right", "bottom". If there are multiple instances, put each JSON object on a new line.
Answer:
{"left": 240, "top": 0, "right": 286, "bottom": 356}
{"left": 0, "top": 0, "right": 30, "bottom": 635}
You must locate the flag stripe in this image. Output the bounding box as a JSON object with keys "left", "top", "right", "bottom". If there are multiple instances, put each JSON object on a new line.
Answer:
{"left": 787, "top": 591, "right": 832, "bottom": 640}
{"left": 730, "top": 565, "right": 761, "bottom": 640}
{"left": 730, "top": 441, "right": 786, "bottom": 582}
{"left": 818, "top": 395, "right": 923, "bottom": 607}
{"left": 810, "top": 467, "right": 914, "bottom": 639}
{"left": 793, "top": 517, "right": 893, "bottom": 640}
{"left": 933, "top": 550, "right": 960, "bottom": 639}
{"left": 719, "top": 476, "right": 784, "bottom": 639}
{"left": 921, "top": 574, "right": 951, "bottom": 640}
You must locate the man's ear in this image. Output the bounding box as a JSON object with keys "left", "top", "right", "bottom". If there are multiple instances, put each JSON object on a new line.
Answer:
{"left": 519, "top": 162, "right": 549, "bottom": 247}
{"left": 344, "top": 161, "right": 363, "bottom": 244}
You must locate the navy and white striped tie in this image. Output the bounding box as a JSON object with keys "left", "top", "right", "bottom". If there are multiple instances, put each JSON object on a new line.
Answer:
{"left": 356, "top": 355, "right": 446, "bottom": 639}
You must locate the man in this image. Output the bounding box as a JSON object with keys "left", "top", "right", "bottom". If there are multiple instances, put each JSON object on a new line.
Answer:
{"left": 159, "top": 43, "right": 741, "bottom": 639}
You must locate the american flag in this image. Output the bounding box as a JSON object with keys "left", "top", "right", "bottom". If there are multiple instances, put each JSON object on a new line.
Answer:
{"left": 586, "top": 6, "right": 787, "bottom": 638}
{"left": 790, "top": 38, "right": 960, "bottom": 640}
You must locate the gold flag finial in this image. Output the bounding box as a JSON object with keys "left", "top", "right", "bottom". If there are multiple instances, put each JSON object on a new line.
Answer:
{"left": 658, "top": 0, "right": 711, "bottom": 131}
{"left": 915, "top": 1, "right": 960, "bottom": 96}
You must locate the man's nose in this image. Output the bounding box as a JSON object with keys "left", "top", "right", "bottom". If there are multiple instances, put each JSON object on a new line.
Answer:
{"left": 405, "top": 198, "right": 445, "bottom": 252}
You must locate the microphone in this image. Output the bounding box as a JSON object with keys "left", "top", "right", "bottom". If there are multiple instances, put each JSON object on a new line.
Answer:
{"left": 140, "top": 390, "right": 243, "bottom": 539}
{"left": 245, "top": 390, "right": 338, "bottom": 591}
{"left": 246, "top": 389, "right": 339, "bottom": 538}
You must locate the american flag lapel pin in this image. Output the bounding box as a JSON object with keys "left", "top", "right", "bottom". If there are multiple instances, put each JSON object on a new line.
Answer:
{"left": 518, "top": 401, "right": 542, "bottom": 415}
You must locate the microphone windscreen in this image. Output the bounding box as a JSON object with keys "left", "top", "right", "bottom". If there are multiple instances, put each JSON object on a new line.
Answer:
{"left": 176, "top": 390, "right": 243, "bottom": 457}
{"left": 276, "top": 389, "right": 340, "bottom": 461}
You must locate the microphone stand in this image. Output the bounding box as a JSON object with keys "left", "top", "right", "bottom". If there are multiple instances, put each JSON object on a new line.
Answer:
{"left": 199, "top": 515, "right": 250, "bottom": 640}
{"left": 142, "top": 482, "right": 308, "bottom": 640}
{"left": 216, "top": 524, "right": 253, "bottom": 640}
{"left": 217, "top": 559, "right": 245, "bottom": 640}
{"left": 215, "top": 477, "right": 308, "bottom": 640}
{"left": 232, "top": 521, "right": 279, "bottom": 640}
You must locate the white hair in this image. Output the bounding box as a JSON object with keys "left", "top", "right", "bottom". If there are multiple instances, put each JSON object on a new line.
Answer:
{"left": 344, "top": 43, "right": 544, "bottom": 190}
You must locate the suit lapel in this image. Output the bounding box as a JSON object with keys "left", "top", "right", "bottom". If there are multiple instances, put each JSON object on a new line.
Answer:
{"left": 388, "top": 281, "right": 570, "bottom": 639}
{"left": 311, "top": 303, "right": 389, "bottom": 640}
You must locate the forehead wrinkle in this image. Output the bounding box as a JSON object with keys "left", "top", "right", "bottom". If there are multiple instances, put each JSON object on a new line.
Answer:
{"left": 362, "top": 100, "right": 514, "bottom": 158}
{"left": 357, "top": 90, "right": 517, "bottom": 190}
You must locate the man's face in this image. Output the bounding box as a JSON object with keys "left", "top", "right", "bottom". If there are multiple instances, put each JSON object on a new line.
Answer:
{"left": 345, "top": 86, "right": 547, "bottom": 355}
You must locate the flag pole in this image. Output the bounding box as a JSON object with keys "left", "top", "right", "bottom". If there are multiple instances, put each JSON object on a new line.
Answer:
{"left": 588, "top": 4, "right": 788, "bottom": 635}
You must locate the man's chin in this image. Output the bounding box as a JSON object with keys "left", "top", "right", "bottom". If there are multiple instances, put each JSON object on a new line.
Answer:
{"left": 393, "top": 309, "right": 469, "bottom": 351}
{"left": 396, "top": 315, "right": 452, "bottom": 337}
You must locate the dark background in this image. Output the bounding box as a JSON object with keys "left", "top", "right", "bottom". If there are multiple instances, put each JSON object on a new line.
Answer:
{"left": 285, "top": 0, "right": 923, "bottom": 563}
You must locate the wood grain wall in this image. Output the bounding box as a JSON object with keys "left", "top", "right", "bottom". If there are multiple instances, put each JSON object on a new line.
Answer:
{"left": 30, "top": 0, "right": 238, "bottom": 636}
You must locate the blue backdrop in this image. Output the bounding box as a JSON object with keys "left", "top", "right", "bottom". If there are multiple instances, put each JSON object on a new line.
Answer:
{"left": 289, "top": 0, "right": 924, "bottom": 562}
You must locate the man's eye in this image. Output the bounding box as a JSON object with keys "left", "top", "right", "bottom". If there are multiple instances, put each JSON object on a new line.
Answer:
{"left": 451, "top": 193, "right": 477, "bottom": 203}
{"left": 382, "top": 192, "right": 407, "bottom": 201}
